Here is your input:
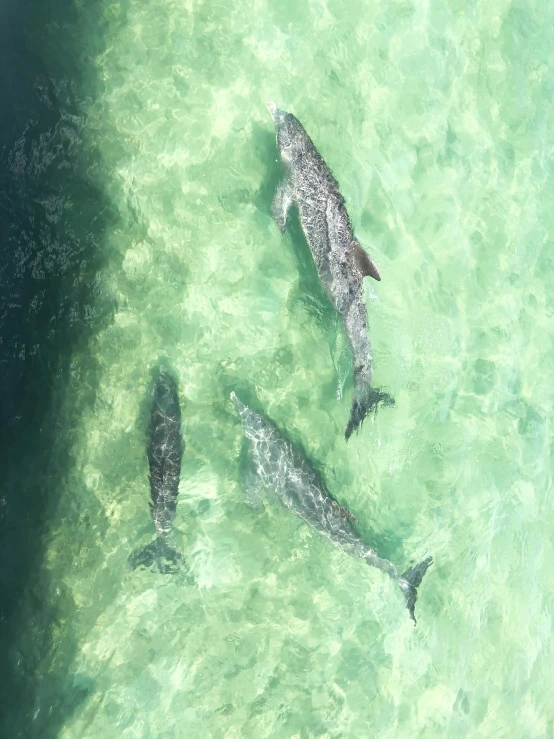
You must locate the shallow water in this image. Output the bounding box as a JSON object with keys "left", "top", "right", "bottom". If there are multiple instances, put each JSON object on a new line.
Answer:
{"left": 4, "top": 0, "right": 554, "bottom": 736}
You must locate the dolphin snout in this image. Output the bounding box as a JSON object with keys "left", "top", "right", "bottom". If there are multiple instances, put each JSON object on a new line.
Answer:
{"left": 266, "top": 101, "right": 284, "bottom": 121}
{"left": 230, "top": 392, "right": 246, "bottom": 414}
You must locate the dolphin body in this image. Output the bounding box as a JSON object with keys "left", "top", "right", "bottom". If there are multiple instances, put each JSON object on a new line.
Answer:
{"left": 266, "top": 102, "right": 394, "bottom": 440}
{"left": 231, "top": 392, "right": 432, "bottom": 623}
{"left": 129, "top": 368, "right": 186, "bottom": 574}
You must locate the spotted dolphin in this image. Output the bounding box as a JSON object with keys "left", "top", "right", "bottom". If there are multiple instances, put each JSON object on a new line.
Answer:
{"left": 129, "top": 368, "right": 186, "bottom": 574}
{"left": 231, "top": 392, "right": 432, "bottom": 623}
{"left": 266, "top": 102, "right": 394, "bottom": 440}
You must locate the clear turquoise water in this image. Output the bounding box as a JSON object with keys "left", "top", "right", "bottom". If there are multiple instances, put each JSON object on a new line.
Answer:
{"left": 15, "top": 0, "right": 554, "bottom": 735}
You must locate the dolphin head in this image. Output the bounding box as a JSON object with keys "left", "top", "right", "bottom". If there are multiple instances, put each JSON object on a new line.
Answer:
{"left": 266, "top": 101, "right": 306, "bottom": 159}
{"left": 155, "top": 367, "right": 176, "bottom": 397}
{"left": 153, "top": 368, "right": 179, "bottom": 415}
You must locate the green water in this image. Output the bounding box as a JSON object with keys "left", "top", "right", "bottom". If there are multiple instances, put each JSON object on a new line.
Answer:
{"left": 21, "top": 0, "right": 554, "bottom": 735}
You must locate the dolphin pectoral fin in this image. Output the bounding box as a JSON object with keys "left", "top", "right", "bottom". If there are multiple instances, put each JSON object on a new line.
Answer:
{"left": 271, "top": 179, "right": 293, "bottom": 233}
{"left": 399, "top": 556, "right": 433, "bottom": 624}
{"left": 352, "top": 241, "right": 381, "bottom": 281}
{"left": 330, "top": 330, "right": 350, "bottom": 401}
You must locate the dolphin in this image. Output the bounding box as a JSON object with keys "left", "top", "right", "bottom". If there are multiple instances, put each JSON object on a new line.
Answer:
{"left": 266, "top": 101, "right": 394, "bottom": 440}
{"left": 129, "top": 368, "right": 186, "bottom": 574}
{"left": 231, "top": 392, "right": 432, "bottom": 623}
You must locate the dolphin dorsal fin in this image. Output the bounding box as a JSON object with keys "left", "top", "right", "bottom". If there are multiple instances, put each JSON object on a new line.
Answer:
{"left": 352, "top": 241, "right": 381, "bottom": 281}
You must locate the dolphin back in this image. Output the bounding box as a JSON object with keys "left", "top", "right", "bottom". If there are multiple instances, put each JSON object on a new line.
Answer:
{"left": 147, "top": 369, "right": 183, "bottom": 533}
{"left": 129, "top": 367, "right": 186, "bottom": 576}
{"left": 231, "top": 392, "right": 432, "bottom": 623}
{"left": 267, "top": 104, "right": 393, "bottom": 440}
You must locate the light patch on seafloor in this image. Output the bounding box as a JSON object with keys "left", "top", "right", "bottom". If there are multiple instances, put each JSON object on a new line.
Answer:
{"left": 189, "top": 534, "right": 243, "bottom": 589}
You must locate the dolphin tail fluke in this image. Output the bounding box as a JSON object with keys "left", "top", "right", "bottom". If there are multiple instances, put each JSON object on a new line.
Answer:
{"left": 128, "top": 536, "right": 187, "bottom": 575}
{"left": 399, "top": 556, "right": 433, "bottom": 624}
{"left": 345, "top": 386, "right": 395, "bottom": 441}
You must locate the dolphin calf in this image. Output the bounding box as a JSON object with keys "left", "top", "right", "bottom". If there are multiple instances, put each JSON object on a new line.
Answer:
{"left": 129, "top": 368, "right": 186, "bottom": 574}
{"left": 231, "top": 392, "right": 432, "bottom": 623}
{"left": 266, "top": 102, "right": 394, "bottom": 440}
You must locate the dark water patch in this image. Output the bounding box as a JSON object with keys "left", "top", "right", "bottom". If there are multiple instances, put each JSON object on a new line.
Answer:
{"left": 0, "top": 1, "right": 120, "bottom": 736}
